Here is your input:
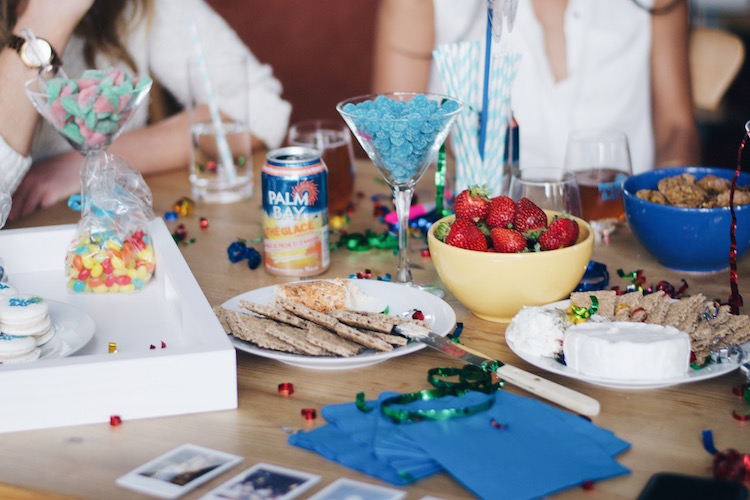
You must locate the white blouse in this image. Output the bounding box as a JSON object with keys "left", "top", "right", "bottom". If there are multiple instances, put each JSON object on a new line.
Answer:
{"left": 431, "top": 0, "right": 654, "bottom": 174}
{"left": 1, "top": 0, "right": 291, "bottom": 194}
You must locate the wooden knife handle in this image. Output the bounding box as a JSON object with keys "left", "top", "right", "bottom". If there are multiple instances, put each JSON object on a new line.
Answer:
{"left": 496, "top": 364, "right": 601, "bottom": 417}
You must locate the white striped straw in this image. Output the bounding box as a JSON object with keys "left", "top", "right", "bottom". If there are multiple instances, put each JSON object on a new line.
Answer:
{"left": 188, "top": 17, "right": 236, "bottom": 183}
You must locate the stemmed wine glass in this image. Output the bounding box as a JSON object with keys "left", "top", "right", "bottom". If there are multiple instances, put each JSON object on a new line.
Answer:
{"left": 337, "top": 92, "right": 463, "bottom": 285}
{"left": 24, "top": 71, "right": 152, "bottom": 162}
{"left": 508, "top": 167, "right": 583, "bottom": 217}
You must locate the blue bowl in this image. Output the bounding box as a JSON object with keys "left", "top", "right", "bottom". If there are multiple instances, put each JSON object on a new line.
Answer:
{"left": 622, "top": 166, "right": 750, "bottom": 273}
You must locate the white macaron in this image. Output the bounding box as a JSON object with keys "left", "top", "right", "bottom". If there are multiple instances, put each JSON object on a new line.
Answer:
{"left": 0, "top": 333, "right": 41, "bottom": 363}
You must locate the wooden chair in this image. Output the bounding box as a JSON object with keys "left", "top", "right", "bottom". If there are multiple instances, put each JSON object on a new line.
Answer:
{"left": 689, "top": 26, "right": 745, "bottom": 113}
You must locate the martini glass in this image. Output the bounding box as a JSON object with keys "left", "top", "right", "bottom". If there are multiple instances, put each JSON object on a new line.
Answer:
{"left": 337, "top": 92, "right": 463, "bottom": 285}
{"left": 24, "top": 73, "right": 152, "bottom": 158}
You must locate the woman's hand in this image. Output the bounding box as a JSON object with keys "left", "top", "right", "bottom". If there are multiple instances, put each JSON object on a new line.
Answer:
{"left": 8, "top": 151, "right": 82, "bottom": 222}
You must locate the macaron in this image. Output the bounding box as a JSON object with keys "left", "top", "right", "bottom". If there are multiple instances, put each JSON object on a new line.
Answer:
{"left": 0, "top": 295, "right": 56, "bottom": 345}
{"left": 0, "top": 333, "right": 41, "bottom": 363}
{"left": 0, "top": 282, "right": 17, "bottom": 297}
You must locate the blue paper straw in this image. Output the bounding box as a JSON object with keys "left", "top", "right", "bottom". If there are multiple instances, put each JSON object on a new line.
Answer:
{"left": 188, "top": 17, "right": 236, "bottom": 183}
{"left": 479, "top": 4, "right": 492, "bottom": 161}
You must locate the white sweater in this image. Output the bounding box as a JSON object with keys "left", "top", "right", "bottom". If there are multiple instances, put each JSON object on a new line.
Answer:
{"left": 1, "top": 0, "right": 291, "bottom": 194}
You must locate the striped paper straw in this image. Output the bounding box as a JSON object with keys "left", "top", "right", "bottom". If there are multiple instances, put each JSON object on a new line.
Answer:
{"left": 188, "top": 17, "right": 236, "bottom": 183}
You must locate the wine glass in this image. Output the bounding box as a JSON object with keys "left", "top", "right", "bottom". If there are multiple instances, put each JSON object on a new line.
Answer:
{"left": 24, "top": 72, "right": 152, "bottom": 159}
{"left": 509, "top": 167, "right": 583, "bottom": 217}
{"left": 337, "top": 92, "right": 463, "bottom": 285}
{"left": 563, "top": 129, "right": 632, "bottom": 224}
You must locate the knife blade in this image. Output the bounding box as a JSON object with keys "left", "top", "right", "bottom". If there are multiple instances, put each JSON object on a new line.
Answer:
{"left": 394, "top": 323, "right": 600, "bottom": 417}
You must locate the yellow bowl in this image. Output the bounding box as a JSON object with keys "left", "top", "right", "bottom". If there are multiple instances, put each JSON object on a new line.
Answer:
{"left": 427, "top": 211, "right": 594, "bottom": 322}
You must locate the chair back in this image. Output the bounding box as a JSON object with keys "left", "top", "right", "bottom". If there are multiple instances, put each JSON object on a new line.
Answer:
{"left": 689, "top": 26, "right": 745, "bottom": 112}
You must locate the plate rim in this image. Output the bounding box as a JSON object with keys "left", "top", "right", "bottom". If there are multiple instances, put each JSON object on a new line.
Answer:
{"left": 221, "top": 279, "right": 457, "bottom": 370}
{"left": 506, "top": 299, "right": 742, "bottom": 389}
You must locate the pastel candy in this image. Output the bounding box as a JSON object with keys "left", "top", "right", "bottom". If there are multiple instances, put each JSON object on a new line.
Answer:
{"left": 77, "top": 85, "right": 99, "bottom": 114}
{"left": 45, "top": 78, "right": 64, "bottom": 100}
{"left": 49, "top": 98, "right": 68, "bottom": 128}
{"left": 92, "top": 94, "right": 115, "bottom": 114}
{"left": 61, "top": 122, "right": 84, "bottom": 144}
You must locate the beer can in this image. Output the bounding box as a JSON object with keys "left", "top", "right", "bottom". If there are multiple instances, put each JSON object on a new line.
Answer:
{"left": 262, "top": 146, "right": 330, "bottom": 276}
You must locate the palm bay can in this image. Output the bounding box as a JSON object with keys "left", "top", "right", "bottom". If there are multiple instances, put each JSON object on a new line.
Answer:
{"left": 262, "top": 147, "right": 330, "bottom": 276}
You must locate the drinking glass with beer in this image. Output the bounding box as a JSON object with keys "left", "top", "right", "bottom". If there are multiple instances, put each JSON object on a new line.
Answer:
{"left": 564, "top": 129, "right": 632, "bottom": 223}
{"left": 287, "top": 120, "right": 355, "bottom": 215}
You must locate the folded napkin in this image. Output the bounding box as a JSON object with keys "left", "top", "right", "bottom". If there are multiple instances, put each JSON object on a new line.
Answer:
{"left": 289, "top": 390, "right": 630, "bottom": 500}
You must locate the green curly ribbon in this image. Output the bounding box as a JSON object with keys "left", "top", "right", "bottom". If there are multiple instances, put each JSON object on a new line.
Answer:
{"left": 378, "top": 363, "right": 503, "bottom": 423}
{"left": 568, "top": 296, "right": 599, "bottom": 323}
{"left": 332, "top": 230, "right": 400, "bottom": 252}
{"left": 356, "top": 392, "right": 374, "bottom": 412}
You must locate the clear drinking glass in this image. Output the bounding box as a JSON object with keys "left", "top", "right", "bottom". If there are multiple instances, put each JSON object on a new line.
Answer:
{"left": 337, "top": 92, "right": 463, "bottom": 285}
{"left": 287, "top": 119, "right": 355, "bottom": 215}
{"left": 563, "top": 129, "right": 632, "bottom": 223}
{"left": 508, "top": 167, "right": 582, "bottom": 217}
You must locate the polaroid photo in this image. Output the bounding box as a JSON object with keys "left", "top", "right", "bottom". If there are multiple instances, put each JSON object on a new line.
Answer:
{"left": 116, "top": 443, "right": 243, "bottom": 499}
{"left": 308, "top": 478, "right": 406, "bottom": 500}
{"left": 201, "top": 462, "right": 321, "bottom": 500}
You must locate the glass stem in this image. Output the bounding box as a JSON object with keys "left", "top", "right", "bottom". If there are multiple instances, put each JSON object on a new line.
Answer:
{"left": 393, "top": 186, "right": 414, "bottom": 284}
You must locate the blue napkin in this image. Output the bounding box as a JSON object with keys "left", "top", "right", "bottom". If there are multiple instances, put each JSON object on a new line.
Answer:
{"left": 288, "top": 390, "right": 630, "bottom": 499}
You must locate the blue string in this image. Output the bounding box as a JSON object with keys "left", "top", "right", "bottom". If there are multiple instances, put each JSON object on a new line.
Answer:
{"left": 479, "top": 3, "right": 493, "bottom": 161}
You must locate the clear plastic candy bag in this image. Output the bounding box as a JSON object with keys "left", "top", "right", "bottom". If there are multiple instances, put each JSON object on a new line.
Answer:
{"left": 0, "top": 180, "right": 10, "bottom": 282}
{"left": 65, "top": 152, "right": 155, "bottom": 293}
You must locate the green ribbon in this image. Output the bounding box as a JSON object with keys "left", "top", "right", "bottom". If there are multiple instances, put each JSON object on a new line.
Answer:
{"left": 377, "top": 363, "right": 503, "bottom": 423}
{"left": 568, "top": 296, "right": 599, "bottom": 323}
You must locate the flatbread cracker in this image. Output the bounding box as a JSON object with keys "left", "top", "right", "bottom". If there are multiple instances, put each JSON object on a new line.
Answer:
{"left": 305, "top": 324, "right": 364, "bottom": 357}
{"left": 264, "top": 321, "right": 332, "bottom": 356}
{"left": 238, "top": 300, "right": 307, "bottom": 328}
{"left": 333, "top": 322, "right": 393, "bottom": 352}
{"left": 225, "top": 310, "right": 302, "bottom": 354}
{"left": 276, "top": 298, "right": 340, "bottom": 330}
{"left": 570, "top": 290, "right": 617, "bottom": 320}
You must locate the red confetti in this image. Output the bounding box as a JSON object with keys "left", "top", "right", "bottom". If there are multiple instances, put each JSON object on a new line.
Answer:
{"left": 581, "top": 480, "right": 595, "bottom": 491}
{"left": 200, "top": 217, "right": 209, "bottom": 229}
{"left": 110, "top": 415, "right": 122, "bottom": 427}
{"left": 207, "top": 160, "right": 217, "bottom": 171}
{"left": 732, "top": 410, "right": 750, "bottom": 422}
{"left": 174, "top": 223, "right": 187, "bottom": 241}
{"left": 490, "top": 418, "right": 506, "bottom": 429}
{"left": 278, "top": 382, "right": 294, "bottom": 396}
{"left": 412, "top": 310, "right": 425, "bottom": 321}
{"left": 149, "top": 344, "right": 156, "bottom": 350}
{"left": 713, "top": 448, "right": 750, "bottom": 481}
{"left": 301, "top": 408, "right": 317, "bottom": 420}
{"left": 161, "top": 341, "right": 166, "bottom": 348}
{"left": 421, "top": 248, "right": 430, "bottom": 257}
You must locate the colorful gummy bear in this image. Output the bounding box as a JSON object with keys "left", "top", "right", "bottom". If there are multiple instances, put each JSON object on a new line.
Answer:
{"left": 65, "top": 229, "right": 155, "bottom": 293}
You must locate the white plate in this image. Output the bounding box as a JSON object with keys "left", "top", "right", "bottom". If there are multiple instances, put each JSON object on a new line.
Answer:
{"left": 506, "top": 300, "right": 746, "bottom": 389}
{"left": 222, "top": 279, "right": 456, "bottom": 370}
{"left": 1, "top": 299, "right": 96, "bottom": 364}
{"left": 39, "top": 300, "right": 96, "bottom": 360}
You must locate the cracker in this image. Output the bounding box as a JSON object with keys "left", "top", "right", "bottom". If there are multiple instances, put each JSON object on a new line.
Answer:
{"left": 663, "top": 294, "right": 704, "bottom": 330}
{"left": 365, "top": 329, "right": 409, "bottom": 346}
{"left": 570, "top": 290, "right": 617, "bottom": 320}
{"left": 238, "top": 300, "right": 307, "bottom": 328}
{"left": 225, "top": 310, "right": 302, "bottom": 354}
{"left": 333, "top": 322, "right": 393, "bottom": 352}
{"left": 213, "top": 305, "right": 232, "bottom": 333}
{"left": 642, "top": 291, "right": 671, "bottom": 324}
{"left": 265, "top": 321, "right": 332, "bottom": 356}
{"left": 276, "top": 298, "right": 340, "bottom": 330}
{"left": 614, "top": 292, "right": 643, "bottom": 321}
{"left": 329, "top": 309, "right": 397, "bottom": 333}
{"left": 305, "top": 324, "right": 364, "bottom": 357}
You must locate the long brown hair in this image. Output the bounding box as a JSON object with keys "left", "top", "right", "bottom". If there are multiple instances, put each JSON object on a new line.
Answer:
{"left": 1, "top": 0, "right": 152, "bottom": 72}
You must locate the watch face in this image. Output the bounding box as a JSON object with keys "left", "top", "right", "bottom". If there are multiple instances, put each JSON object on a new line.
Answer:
{"left": 21, "top": 39, "right": 52, "bottom": 67}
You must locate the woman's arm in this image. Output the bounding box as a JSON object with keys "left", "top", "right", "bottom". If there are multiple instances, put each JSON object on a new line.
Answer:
{"left": 371, "top": 0, "right": 434, "bottom": 93}
{"left": 650, "top": 0, "right": 701, "bottom": 167}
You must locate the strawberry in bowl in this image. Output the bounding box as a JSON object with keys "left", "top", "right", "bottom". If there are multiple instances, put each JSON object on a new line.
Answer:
{"left": 427, "top": 188, "right": 594, "bottom": 322}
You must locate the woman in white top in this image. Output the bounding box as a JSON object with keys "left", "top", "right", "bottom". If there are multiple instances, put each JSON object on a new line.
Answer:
{"left": 1, "top": 0, "right": 291, "bottom": 220}
{"left": 372, "top": 0, "right": 700, "bottom": 174}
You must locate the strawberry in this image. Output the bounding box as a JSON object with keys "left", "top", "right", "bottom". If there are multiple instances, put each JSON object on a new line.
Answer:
{"left": 454, "top": 185, "right": 490, "bottom": 223}
{"left": 490, "top": 227, "right": 527, "bottom": 253}
{"left": 514, "top": 197, "right": 548, "bottom": 234}
{"left": 445, "top": 218, "right": 488, "bottom": 251}
{"left": 538, "top": 229, "right": 564, "bottom": 251}
{"left": 547, "top": 216, "right": 580, "bottom": 247}
{"left": 485, "top": 195, "right": 516, "bottom": 229}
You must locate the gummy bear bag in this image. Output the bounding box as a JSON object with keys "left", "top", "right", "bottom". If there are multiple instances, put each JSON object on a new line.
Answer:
{"left": 65, "top": 152, "right": 155, "bottom": 293}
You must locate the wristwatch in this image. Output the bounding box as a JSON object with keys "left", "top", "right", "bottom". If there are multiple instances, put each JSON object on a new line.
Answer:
{"left": 8, "top": 34, "right": 61, "bottom": 71}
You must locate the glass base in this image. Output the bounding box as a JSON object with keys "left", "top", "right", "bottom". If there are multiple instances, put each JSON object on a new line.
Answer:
{"left": 191, "top": 179, "right": 254, "bottom": 204}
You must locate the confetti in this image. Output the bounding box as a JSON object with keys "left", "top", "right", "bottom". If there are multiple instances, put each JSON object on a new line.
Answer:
{"left": 110, "top": 415, "right": 122, "bottom": 426}
{"left": 108, "top": 342, "right": 117, "bottom": 354}
{"left": 164, "top": 211, "right": 178, "bottom": 221}
{"left": 199, "top": 217, "right": 209, "bottom": 229}
{"left": 173, "top": 197, "right": 194, "bottom": 217}
{"left": 301, "top": 408, "right": 317, "bottom": 420}
{"left": 278, "top": 382, "right": 294, "bottom": 396}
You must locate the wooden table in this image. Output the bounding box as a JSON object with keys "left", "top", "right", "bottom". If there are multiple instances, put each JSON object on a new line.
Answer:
{"left": 2, "top": 150, "right": 749, "bottom": 499}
